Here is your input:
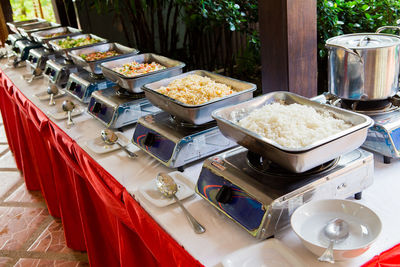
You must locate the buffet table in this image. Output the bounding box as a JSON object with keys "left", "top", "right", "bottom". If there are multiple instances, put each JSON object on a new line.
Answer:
{"left": 1, "top": 58, "right": 400, "bottom": 266}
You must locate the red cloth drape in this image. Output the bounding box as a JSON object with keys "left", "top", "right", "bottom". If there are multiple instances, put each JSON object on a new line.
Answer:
{"left": 362, "top": 243, "right": 400, "bottom": 267}
{"left": 0, "top": 69, "right": 203, "bottom": 267}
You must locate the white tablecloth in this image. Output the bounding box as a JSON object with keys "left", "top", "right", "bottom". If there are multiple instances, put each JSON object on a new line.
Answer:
{"left": 2, "top": 58, "right": 400, "bottom": 267}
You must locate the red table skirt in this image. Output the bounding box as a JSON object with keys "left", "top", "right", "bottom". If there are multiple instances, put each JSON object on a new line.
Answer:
{"left": 0, "top": 70, "right": 203, "bottom": 267}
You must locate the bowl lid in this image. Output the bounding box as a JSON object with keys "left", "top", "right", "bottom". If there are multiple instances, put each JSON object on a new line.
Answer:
{"left": 326, "top": 33, "right": 400, "bottom": 49}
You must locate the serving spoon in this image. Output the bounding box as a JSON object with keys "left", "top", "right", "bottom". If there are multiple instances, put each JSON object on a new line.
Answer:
{"left": 62, "top": 100, "right": 75, "bottom": 126}
{"left": 47, "top": 84, "right": 58, "bottom": 106}
{"left": 101, "top": 129, "right": 137, "bottom": 158}
{"left": 156, "top": 172, "right": 205, "bottom": 234}
{"left": 318, "top": 218, "right": 350, "bottom": 263}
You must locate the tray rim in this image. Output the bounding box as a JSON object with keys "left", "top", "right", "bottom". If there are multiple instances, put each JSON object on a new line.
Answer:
{"left": 142, "top": 69, "right": 257, "bottom": 108}
{"left": 100, "top": 53, "right": 186, "bottom": 80}
{"left": 69, "top": 42, "right": 139, "bottom": 66}
{"left": 48, "top": 33, "right": 108, "bottom": 51}
{"left": 212, "top": 91, "right": 374, "bottom": 153}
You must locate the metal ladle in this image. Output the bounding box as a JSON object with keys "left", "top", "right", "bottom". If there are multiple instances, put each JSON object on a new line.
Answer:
{"left": 47, "top": 84, "right": 58, "bottom": 106}
{"left": 156, "top": 172, "right": 206, "bottom": 234}
{"left": 101, "top": 129, "right": 137, "bottom": 158}
{"left": 318, "top": 218, "right": 350, "bottom": 263}
{"left": 62, "top": 100, "right": 75, "bottom": 126}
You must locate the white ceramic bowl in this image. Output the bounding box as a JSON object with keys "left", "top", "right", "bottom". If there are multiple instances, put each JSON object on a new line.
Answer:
{"left": 290, "top": 199, "right": 382, "bottom": 261}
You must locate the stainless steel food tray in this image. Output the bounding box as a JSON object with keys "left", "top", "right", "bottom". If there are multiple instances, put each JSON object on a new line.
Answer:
{"left": 142, "top": 70, "right": 257, "bottom": 125}
{"left": 31, "top": 27, "right": 82, "bottom": 49}
{"left": 100, "top": 53, "right": 185, "bottom": 93}
{"left": 7, "top": 18, "right": 46, "bottom": 34}
{"left": 212, "top": 91, "right": 374, "bottom": 173}
{"left": 69, "top": 43, "right": 139, "bottom": 74}
{"left": 17, "top": 22, "right": 60, "bottom": 40}
{"left": 48, "top": 34, "right": 108, "bottom": 60}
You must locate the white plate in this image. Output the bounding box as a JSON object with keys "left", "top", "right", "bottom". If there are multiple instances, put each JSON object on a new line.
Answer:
{"left": 47, "top": 106, "right": 85, "bottom": 120}
{"left": 222, "top": 238, "right": 306, "bottom": 267}
{"left": 34, "top": 90, "right": 66, "bottom": 101}
{"left": 139, "top": 172, "right": 195, "bottom": 208}
{"left": 85, "top": 132, "right": 130, "bottom": 154}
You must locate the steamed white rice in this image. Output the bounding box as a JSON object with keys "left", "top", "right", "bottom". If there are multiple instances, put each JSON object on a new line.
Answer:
{"left": 237, "top": 103, "right": 352, "bottom": 148}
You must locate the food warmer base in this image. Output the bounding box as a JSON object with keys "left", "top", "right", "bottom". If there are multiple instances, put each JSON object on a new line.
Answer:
{"left": 12, "top": 39, "right": 42, "bottom": 68}
{"left": 43, "top": 57, "right": 80, "bottom": 90}
{"left": 66, "top": 70, "right": 116, "bottom": 103}
{"left": 313, "top": 94, "right": 400, "bottom": 163}
{"left": 5, "top": 33, "right": 26, "bottom": 58}
{"left": 87, "top": 87, "right": 161, "bottom": 129}
{"left": 132, "top": 111, "right": 237, "bottom": 169}
{"left": 196, "top": 146, "right": 374, "bottom": 239}
{"left": 25, "top": 47, "right": 61, "bottom": 76}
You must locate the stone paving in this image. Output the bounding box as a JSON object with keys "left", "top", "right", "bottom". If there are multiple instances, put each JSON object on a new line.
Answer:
{"left": 0, "top": 114, "right": 89, "bottom": 266}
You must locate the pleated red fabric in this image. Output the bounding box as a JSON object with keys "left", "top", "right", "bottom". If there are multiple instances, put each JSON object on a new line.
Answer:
{"left": 362, "top": 243, "right": 400, "bottom": 267}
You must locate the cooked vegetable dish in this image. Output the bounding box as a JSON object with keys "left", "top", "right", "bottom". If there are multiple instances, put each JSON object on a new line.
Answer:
{"left": 45, "top": 32, "right": 67, "bottom": 38}
{"left": 57, "top": 36, "right": 101, "bottom": 49}
{"left": 157, "top": 74, "right": 235, "bottom": 105}
{"left": 80, "top": 50, "right": 120, "bottom": 61}
{"left": 112, "top": 61, "right": 166, "bottom": 77}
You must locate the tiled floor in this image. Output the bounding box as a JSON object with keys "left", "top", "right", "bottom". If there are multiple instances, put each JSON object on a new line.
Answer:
{"left": 0, "top": 116, "right": 89, "bottom": 266}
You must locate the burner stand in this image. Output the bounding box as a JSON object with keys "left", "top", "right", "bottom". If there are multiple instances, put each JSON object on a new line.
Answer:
{"left": 115, "top": 88, "right": 145, "bottom": 99}
{"left": 169, "top": 115, "right": 217, "bottom": 129}
{"left": 89, "top": 72, "right": 104, "bottom": 80}
{"left": 246, "top": 150, "right": 339, "bottom": 177}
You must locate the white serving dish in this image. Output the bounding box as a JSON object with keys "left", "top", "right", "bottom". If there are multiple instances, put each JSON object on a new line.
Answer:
{"left": 139, "top": 171, "right": 194, "bottom": 208}
{"left": 221, "top": 238, "right": 306, "bottom": 267}
{"left": 85, "top": 132, "right": 130, "bottom": 154}
{"left": 290, "top": 199, "right": 382, "bottom": 261}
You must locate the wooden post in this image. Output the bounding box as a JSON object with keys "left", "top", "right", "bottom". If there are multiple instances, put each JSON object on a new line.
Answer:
{"left": 0, "top": 0, "right": 13, "bottom": 23}
{"left": 258, "top": 0, "right": 317, "bottom": 97}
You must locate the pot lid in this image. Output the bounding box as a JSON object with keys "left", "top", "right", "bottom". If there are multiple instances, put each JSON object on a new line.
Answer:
{"left": 326, "top": 33, "right": 400, "bottom": 49}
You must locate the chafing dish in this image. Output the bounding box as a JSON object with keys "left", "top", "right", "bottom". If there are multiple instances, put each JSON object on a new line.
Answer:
{"left": 142, "top": 70, "right": 256, "bottom": 125}
{"left": 6, "top": 18, "right": 46, "bottom": 34}
{"left": 69, "top": 43, "right": 139, "bottom": 74}
{"left": 17, "top": 22, "right": 61, "bottom": 40}
{"left": 212, "top": 91, "right": 374, "bottom": 173}
{"left": 100, "top": 53, "right": 185, "bottom": 93}
{"left": 48, "top": 34, "right": 108, "bottom": 59}
{"left": 31, "top": 27, "right": 82, "bottom": 49}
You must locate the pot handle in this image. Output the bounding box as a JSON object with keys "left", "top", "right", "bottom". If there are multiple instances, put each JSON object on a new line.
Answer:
{"left": 357, "top": 35, "right": 371, "bottom": 47}
{"left": 325, "top": 43, "right": 363, "bottom": 63}
{"left": 376, "top": 26, "right": 400, "bottom": 33}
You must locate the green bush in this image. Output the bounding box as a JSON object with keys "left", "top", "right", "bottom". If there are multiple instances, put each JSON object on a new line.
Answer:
{"left": 317, "top": 0, "right": 400, "bottom": 58}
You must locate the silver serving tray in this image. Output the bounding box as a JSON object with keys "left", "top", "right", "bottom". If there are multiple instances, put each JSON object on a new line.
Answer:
{"left": 142, "top": 70, "right": 257, "bottom": 125}
{"left": 212, "top": 91, "right": 374, "bottom": 173}
{"left": 31, "top": 27, "right": 82, "bottom": 49}
{"left": 17, "top": 22, "right": 60, "bottom": 40}
{"left": 48, "top": 34, "right": 108, "bottom": 60}
{"left": 100, "top": 53, "right": 185, "bottom": 93}
{"left": 7, "top": 18, "right": 46, "bottom": 34}
{"left": 69, "top": 43, "right": 139, "bottom": 74}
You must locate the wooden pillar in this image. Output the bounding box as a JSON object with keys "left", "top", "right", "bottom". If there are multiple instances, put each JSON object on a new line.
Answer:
{"left": 258, "top": 0, "right": 317, "bottom": 97}
{"left": 0, "top": 0, "right": 13, "bottom": 22}
{"left": 0, "top": 4, "right": 8, "bottom": 46}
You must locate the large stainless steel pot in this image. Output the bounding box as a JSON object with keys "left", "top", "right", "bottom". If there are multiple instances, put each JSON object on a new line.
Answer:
{"left": 326, "top": 33, "right": 400, "bottom": 100}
